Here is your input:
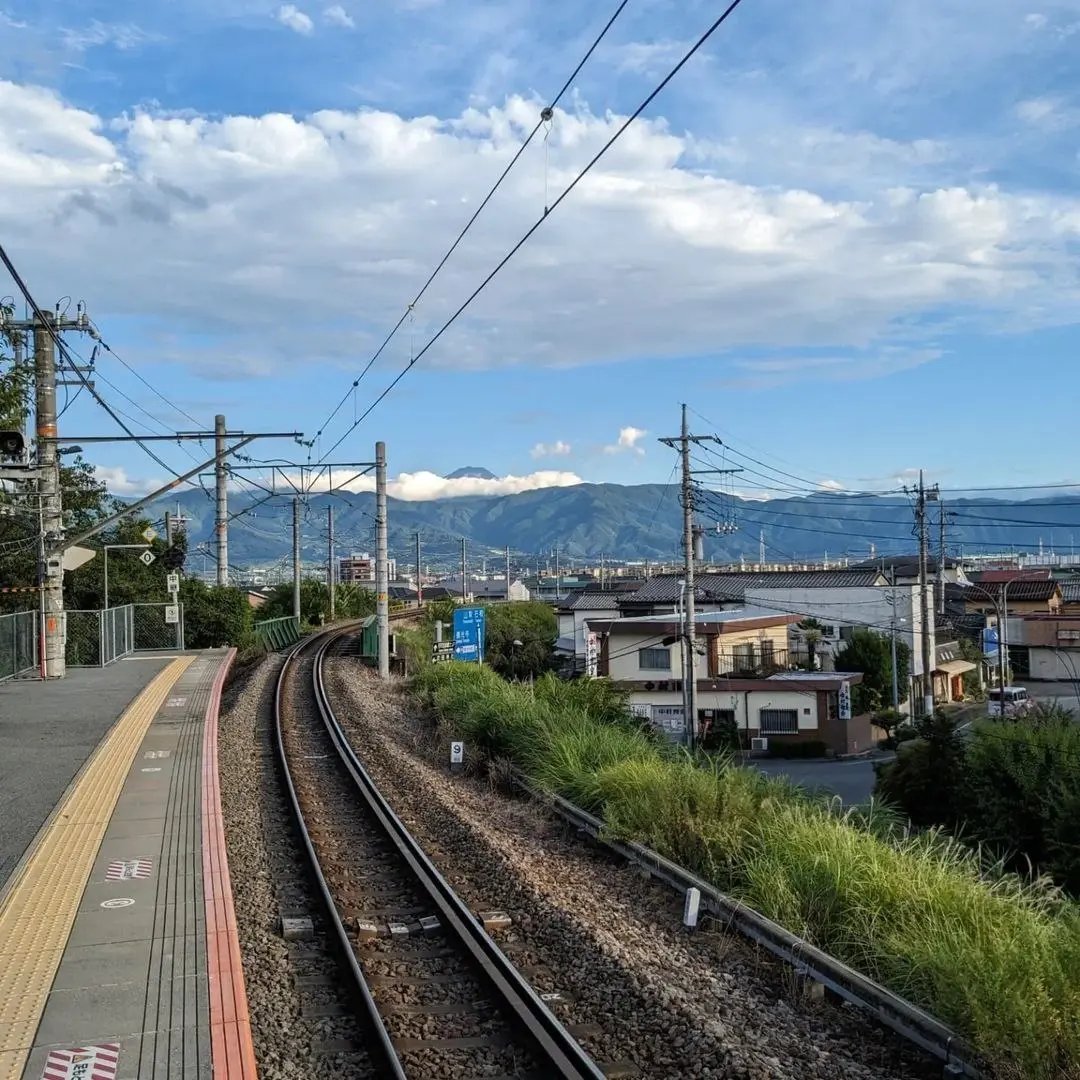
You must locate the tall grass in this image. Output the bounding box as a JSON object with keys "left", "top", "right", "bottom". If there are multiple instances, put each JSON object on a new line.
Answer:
{"left": 411, "top": 663, "right": 1080, "bottom": 1079}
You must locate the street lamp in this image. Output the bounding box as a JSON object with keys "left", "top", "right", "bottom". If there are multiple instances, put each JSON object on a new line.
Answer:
{"left": 103, "top": 544, "right": 150, "bottom": 609}
{"left": 962, "top": 579, "right": 1015, "bottom": 699}
{"left": 511, "top": 638, "right": 523, "bottom": 681}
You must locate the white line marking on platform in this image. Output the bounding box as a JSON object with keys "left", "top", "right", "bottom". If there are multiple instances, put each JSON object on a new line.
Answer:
{"left": 99, "top": 898, "right": 134, "bottom": 909}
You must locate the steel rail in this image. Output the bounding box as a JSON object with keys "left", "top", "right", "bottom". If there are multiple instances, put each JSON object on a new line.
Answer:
{"left": 312, "top": 630, "right": 605, "bottom": 1080}
{"left": 278, "top": 624, "right": 604, "bottom": 1079}
{"left": 515, "top": 774, "right": 982, "bottom": 1080}
{"left": 274, "top": 626, "right": 405, "bottom": 1079}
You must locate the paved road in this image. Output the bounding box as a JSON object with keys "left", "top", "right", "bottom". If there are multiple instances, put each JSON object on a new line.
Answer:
{"left": 1027, "top": 680, "right": 1080, "bottom": 711}
{"left": 750, "top": 755, "right": 892, "bottom": 806}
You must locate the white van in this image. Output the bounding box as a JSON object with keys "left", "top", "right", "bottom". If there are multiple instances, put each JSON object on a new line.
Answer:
{"left": 987, "top": 686, "right": 1032, "bottom": 718}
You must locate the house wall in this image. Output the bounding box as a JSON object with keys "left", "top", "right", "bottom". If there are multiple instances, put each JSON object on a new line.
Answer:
{"left": 747, "top": 584, "right": 933, "bottom": 678}
{"left": 710, "top": 624, "right": 792, "bottom": 674}
{"left": 604, "top": 628, "right": 687, "bottom": 683}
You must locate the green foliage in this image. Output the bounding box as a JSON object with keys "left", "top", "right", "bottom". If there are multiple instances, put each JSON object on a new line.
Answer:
{"left": 835, "top": 628, "right": 911, "bottom": 709}
{"left": 797, "top": 617, "right": 824, "bottom": 669}
{"left": 963, "top": 706, "right": 1080, "bottom": 895}
{"left": 874, "top": 711, "right": 969, "bottom": 827}
{"left": 258, "top": 578, "right": 375, "bottom": 626}
{"left": 179, "top": 578, "right": 254, "bottom": 648}
{"left": 482, "top": 601, "right": 557, "bottom": 679}
{"left": 874, "top": 707, "right": 904, "bottom": 749}
{"left": 411, "top": 662, "right": 1080, "bottom": 1076}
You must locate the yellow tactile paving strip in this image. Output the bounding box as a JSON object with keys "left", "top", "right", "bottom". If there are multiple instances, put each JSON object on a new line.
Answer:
{"left": 0, "top": 655, "right": 194, "bottom": 1080}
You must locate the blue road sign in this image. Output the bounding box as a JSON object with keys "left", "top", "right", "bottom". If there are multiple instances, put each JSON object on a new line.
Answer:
{"left": 452, "top": 607, "right": 486, "bottom": 663}
{"left": 982, "top": 626, "right": 1000, "bottom": 658}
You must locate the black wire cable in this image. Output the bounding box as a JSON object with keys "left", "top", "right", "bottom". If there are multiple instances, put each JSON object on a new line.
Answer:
{"left": 0, "top": 241, "right": 197, "bottom": 484}
{"left": 319, "top": 0, "right": 748, "bottom": 460}
{"left": 311, "top": 0, "right": 634, "bottom": 445}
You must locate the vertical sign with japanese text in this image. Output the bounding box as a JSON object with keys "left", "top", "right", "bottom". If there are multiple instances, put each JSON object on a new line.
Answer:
{"left": 452, "top": 607, "right": 486, "bottom": 663}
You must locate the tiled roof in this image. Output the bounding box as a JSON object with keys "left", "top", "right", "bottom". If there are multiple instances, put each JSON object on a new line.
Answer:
{"left": 1061, "top": 582, "right": 1080, "bottom": 603}
{"left": 970, "top": 569, "right": 1052, "bottom": 583}
{"left": 620, "top": 569, "right": 885, "bottom": 607}
{"left": 962, "top": 580, "right": 1061, "bottom": 602}
{"left": 569, "top": 591, "right": 623, "bottom": 611}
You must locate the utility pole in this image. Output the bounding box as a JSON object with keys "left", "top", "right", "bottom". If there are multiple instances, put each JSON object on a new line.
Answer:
{"left": 34, "top": 312, "right": 64, "bottom": 678}
{"left": 165, "top": 510, "right": 174, "bottom": 548}
{"left": 461, "top": 538, "right": 468, "bottom": 603}
{"left": 214, "top": 414, "right": 228, "bottom": 586}
{"left": 938, "top": 500, "right": 948, "bottom": 616}
{"left": 911, "top": 470, "right": 939, "bottom": 717}
{"left": 327, "top": 504, "right": 335, "bottom": 622}
{"left": 505, "top": 545, "right": 511, "bottom": 601}
{"left": 415, "top": 531, "right": 422, "bottom": 607}
{"left": 554, "top": 542, "right": 560, "bottom": 600}
{"left": 759, "top": 529, "right": 765, "bottom": 568}
{"left": 889, "top": 565, "right": 900, "bottom": 713}
{"left": 292, "top": 497, "right": 301, "bottom": 621}
{"left": 659, "top": 404, "right": 723, "bottom": 751}
{"left": 375, "top": 440, "right": 389, "bottom": 678}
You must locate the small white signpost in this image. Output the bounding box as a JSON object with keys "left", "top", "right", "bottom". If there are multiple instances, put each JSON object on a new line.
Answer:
{"left": 166, "top": 572, "right": 180, "bottom": 594}
{"left": 449, "top": 741, "right": 464, "bottom": 772}
{"left": 140, "top": 550, "right": 155, "bottom": 566}
{"left": 164, "top": 605, "right": 179, "bottom": 625}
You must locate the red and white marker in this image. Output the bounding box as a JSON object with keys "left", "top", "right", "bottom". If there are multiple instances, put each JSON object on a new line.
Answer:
{"left": 41, "top": 1043, "right": 120, "bottom": 1079}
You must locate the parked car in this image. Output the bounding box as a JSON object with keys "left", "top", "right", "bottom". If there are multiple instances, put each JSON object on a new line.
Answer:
{"left": 987, "top": 686, "right": 1033, "bottom": 718}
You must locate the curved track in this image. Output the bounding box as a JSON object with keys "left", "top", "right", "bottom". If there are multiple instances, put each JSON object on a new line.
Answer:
{"left": 275, "top": 626, "right": 605, "bottom": 1080}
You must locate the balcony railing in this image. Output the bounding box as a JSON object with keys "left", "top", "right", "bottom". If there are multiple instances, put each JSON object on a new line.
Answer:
{"left": 713, "top": 646, "right": 793, "bottom": 678}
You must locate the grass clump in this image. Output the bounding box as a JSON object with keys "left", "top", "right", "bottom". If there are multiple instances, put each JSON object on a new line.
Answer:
{"left": 411, "top": 663, "right": 1080, "bottom": 1079}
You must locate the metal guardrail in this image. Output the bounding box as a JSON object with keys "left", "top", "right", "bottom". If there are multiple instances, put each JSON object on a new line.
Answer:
{"left": 0, "top": 610, "right": 38, "bottom": 681}
{"left": 515, "top": 774, "right": 981, "bottom": 1079}
{"left": 254, "top": 615, "right": 301, "bottom": 650}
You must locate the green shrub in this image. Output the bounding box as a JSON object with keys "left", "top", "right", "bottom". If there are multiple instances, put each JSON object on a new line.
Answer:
{"left": 410, "top": 661, "right": 1080, "bottom": 1078}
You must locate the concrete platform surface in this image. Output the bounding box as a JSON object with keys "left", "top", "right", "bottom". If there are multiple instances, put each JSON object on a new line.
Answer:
{"left": 0, "top": 649, "right": 255, "bottom": 1080}
{"left": 0, "top": 659, "right": 173, "bottom": 890}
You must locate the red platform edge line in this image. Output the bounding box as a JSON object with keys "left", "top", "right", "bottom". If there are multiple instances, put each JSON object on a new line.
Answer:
{"left": 200, "top": 648, "right": 259, "bottom": 1079}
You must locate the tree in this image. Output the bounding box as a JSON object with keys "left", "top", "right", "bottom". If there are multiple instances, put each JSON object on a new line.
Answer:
{"left": 179, "top": 579, "right": 254, "bottom": 648}
{"left": 834, "top": 628, "right": 910, "bottom": 713}
{"left": 259, "top": 579, "right": 328, "bottom": 626}
{"left": 874, "top": 711, "right": 968, "bottom": 828}
{"left": 797, "top": 618, "right": 824, "bottom": 670}
{"left": 482, "top": 601, "right": 557, "bottom": 679}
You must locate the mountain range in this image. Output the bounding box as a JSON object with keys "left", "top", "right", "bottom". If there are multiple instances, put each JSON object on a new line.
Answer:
{"left": 143, "top": 481, "right": 1080, "bottom": 572}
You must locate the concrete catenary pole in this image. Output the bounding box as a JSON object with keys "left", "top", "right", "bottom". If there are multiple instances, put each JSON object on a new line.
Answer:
{"left": 415, "top": 531, "right": 423, "bottom": 606}
{"left": 34, "top": 312, "right": 64, "bottom": 678}
{"left": 680, "top": 403, "right": 697, "bottom": 751}
{"left": 327, "top": 504, "right": 335, "bottom": 622}
{"left": 214, "top": 414, "right": 228, "bottom": 586}
{"left": 292, "top": 496, "right": 301, "bottom": 621}
{"left": 460, "top": 538, "right": 467, "bottom": 603}
{"left": 505, "top": 545, "right": 511, "bottom": 601}
{"left": 165, "top": 510, "right": 174, "bottom": 548}
{"left": 375, "top": 441, "right": 389, "bottom": 678}
{"left": 916, "top": 470, "right": 938, "bottom": 717}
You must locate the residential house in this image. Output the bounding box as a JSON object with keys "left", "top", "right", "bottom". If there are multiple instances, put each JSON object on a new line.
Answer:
{"left": 933, "top": 641, "right": 979, "bottom": 704}
{"left": 1058, "top": 581, "right": 1080, "bottom": 614}
{"left": 556, "top": 582, "right": 644, "bottom": 672}
{"left": 339, "top": 552, "right": 398, "bottom": 584}
{"left": 850, "top": 554, "right": 971, "bottom": 587}
{"left": 436, "top": 576, "right": 531, "bottom": 603}
{"left": 964, "top": 571, "right": 1063, "bottom": 616}
{"left": 996, "top": 614, "right": 1080, "bottom": 683}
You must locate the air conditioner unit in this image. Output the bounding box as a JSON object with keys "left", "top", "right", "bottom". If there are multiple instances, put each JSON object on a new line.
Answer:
{"left": 750, "top": 737, "right": 769, "bottom": 752}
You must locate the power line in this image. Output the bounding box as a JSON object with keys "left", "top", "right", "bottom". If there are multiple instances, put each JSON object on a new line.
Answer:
{"left": 319, "top": 0, "right": 749, "bottom": 460}
{"left": 311, "top": 0, "right": 633, "bottom": 446}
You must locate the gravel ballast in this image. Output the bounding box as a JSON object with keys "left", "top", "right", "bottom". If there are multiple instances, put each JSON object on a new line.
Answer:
{"left": 326, "top": 657, "right": 940, "bottom": 1080}
{"left": 218, "top": 653, "right": 374, "bottom": 1079}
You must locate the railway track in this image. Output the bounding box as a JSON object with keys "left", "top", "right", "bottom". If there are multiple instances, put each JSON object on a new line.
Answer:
{"left": 275, "top": 626, "right": 605, "bottom": 1080}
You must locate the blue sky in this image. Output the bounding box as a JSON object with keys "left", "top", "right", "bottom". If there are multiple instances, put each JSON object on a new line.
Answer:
{"left": 1, "top": 0, "right": 1079, "bottom": 498}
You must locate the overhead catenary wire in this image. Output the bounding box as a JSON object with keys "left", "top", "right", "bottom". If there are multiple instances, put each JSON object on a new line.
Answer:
{"left": 311, "top": 0, "right": 634, "bottom": 445}
{"left": 319, "top": 0, "right": 749, "bottom": 460}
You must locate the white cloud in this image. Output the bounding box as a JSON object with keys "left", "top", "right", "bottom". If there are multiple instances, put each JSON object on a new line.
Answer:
{"left": 95, "top": 465, "right": 165, "bottom": 496}
{"left": 2, "top": 84, "right": 1080, "bottom": 392}
{"left": 61, "top": 21, "right": 159, "bottom": 51}
{"left": 323, "top": 4, "right": 354, "bottom": 28}
{"left": 530, "top": 440, "right": 571, "bottom": 459}
{"left": 1015, "top": 95, "right": 1079, "bottom": 131}
{"left": 603, "top": 426, "right": 648, "bottom": 456}
{"left": 285, "top": 469, "right": 582, "bottom": 500}
{"left": 1024, "top": 13, "right": 1048, "bottom": 30}
{"left": 276, "top": 5, "right": 314, "bottom": 34}
{"left": 0, "top": 11, "right": 26, "bottom": 28}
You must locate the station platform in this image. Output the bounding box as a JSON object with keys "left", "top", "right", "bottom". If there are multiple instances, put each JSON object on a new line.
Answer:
{"left": 0, "top": 651, "right": 256, "bottom": 1080}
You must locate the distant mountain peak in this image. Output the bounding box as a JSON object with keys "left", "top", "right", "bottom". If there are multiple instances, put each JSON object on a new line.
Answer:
{"left": 445, "top": 466, "right": 497, "bottom": 480}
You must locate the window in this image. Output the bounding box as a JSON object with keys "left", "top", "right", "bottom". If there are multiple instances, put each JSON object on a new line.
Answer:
{"left": 759, "top": 708, "right": 798, "bottom": 735}
{"left": 761, "top": 640, "right": 776, "bottom": 665}
{"left": 639, "top": 646, "right": 671, "bottom": 671}
{"left": 733, "top": 642, "right": 756, "bottom": 669}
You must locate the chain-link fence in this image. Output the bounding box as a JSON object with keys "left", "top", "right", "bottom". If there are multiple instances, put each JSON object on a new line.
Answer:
{"left": 66, "top": 606, "right": 135, "bottom": 667}
{"left": 0, "top": 610, "right": 39, "bottom": 681}
{"left": 132, "top": 603, "right": 184, "bottom": 652}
